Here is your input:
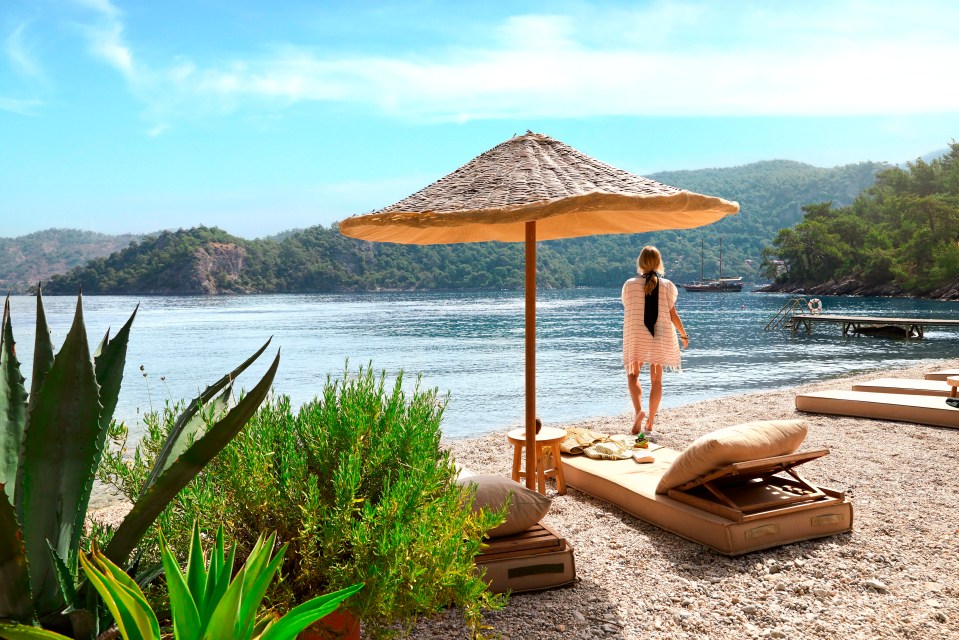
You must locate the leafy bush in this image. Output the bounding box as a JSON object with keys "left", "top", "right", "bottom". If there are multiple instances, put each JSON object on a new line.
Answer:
{"left": 100, "top": 364, "right": 505, "bottom": 639}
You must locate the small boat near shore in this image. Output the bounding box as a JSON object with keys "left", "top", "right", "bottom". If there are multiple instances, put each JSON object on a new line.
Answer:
{"left": 682, "top": 276, "right": 744, "bottom": 292}
{"left": 682, "top": 238, "right": 743, "bottom": 293}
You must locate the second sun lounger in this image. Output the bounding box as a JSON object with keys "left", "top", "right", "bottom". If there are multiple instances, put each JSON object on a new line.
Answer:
{"left": 851, "top": 377, "right": 954, "bottom": 396}
{"left": 561, "top": 420, "right": 852, "bottom": 555}
{"left": 796, "top": 390, "right": 959, "bottom": 428}
{"left": 925, "top": 369, "right": 959, "bottom": 381}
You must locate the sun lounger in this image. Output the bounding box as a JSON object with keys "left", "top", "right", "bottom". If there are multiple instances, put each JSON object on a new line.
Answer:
{"left": 561, "top": 420, "right": 852, "bottom": 555}
{"left": 851, "top": 377, "right": 954, "bottom": 396}
{"left": 476, "top": 522, "right": 577, "bottom": 593}
{"left": 925, "top": 369, "right": 959, "bottom": 381}
{"left": 796, "top": 390, "right": 959, "bottom": 428}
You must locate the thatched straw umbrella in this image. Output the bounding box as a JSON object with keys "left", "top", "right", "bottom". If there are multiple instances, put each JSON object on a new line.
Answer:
{"left": 339, "top": 132, "right": 739, "bottom": 489}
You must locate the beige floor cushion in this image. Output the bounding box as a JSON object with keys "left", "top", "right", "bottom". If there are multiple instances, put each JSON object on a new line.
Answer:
{"left": 457, "top": 474, "right": 552, "bottom": 537}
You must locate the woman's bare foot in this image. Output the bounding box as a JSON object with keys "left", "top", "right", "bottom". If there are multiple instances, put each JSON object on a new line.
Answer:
{"left": 644, "top": 416, "right": 655, "bottom": 434}
{"left": 631, "top": 411, "right": 646, "bottom": 434}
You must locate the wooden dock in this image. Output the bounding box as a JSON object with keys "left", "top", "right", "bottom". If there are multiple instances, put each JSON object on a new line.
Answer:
{"left": 789, "top": 313, "right": 959, "bottom": 339}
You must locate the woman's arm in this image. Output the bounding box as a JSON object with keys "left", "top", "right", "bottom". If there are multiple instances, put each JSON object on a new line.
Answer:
{"left": 669, "top": 306, "right": 689, "bottom": 349}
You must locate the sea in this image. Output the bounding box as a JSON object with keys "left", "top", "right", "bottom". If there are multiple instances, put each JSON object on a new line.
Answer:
{"left": 6, "top": 290, "right": 959, "bottom": 441}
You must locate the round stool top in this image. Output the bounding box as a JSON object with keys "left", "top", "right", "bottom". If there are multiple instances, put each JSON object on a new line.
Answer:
{"left": 507, "top": 426, "right": 567, "bottom": 446}
{"left": 947, "top": 376, "right": 959, "bottom": 387}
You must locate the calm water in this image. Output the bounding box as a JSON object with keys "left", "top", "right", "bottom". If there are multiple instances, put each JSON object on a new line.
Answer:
{"left": 6, "top": 290, "right": 959, "bottom": 440}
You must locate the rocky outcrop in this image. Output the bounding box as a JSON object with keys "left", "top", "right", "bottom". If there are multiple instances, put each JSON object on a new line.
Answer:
{"left": 761, "top": 276, "right": 959, "bottom": 300}
{"left": 759, "top": 278, "right": 908, "bottom": 298}
{"left": 928, "top": 280, "right": 959, "bottom": 301}
{"left": 134, "top": 242, "right": 251, "bottom": 295}
{"left": 189, "top": 242, "right": 250, "bottom": 294}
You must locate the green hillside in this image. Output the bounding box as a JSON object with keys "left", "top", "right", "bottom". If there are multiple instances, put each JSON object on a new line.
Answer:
{"left": 0, "top": 228, "right": 142, "bottom": 293}
{"left": 763, "top": 142, "right": 959, "bottom": 298}
{"left": 41, "top": 158, "right": 885, "bottom": 294}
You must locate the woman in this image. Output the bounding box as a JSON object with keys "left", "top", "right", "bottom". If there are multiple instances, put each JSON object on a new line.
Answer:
{"left": 622, "top": 246, "right": 689, "bottom": 436}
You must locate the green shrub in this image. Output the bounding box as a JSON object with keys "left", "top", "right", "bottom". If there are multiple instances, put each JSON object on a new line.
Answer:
{"left": 100, "top": 364, "right": 505, "bottom": 639}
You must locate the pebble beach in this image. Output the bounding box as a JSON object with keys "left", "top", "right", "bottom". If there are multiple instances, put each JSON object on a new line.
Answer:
{"left": 413, "top": 359, "right": 959, "bottom": 640}
{"left": 88, "top": 360, "right": 959, "bottom": 639}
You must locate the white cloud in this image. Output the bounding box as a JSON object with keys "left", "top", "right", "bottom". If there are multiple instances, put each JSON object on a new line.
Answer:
{"left": 0, "top": 96, "right": 41, "bottom": 116}
{"left": 75, "top": 0, "right": 959, "bottom": 122}
{"left": 5, "top": 22, "right": 45, "bottom": 81}
{"left": 146, "top": 123, "right": 170, "bottom": 137}
{"left": 72, "top": 0, "right": 135, "bottom": 78}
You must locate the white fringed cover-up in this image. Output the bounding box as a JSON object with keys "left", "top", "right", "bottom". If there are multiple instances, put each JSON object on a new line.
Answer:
{"left": 622, "top": 275, "right": 681, "bottom": 374}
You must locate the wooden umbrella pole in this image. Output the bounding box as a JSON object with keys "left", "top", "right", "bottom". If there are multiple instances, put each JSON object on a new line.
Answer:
{"left": 524, "top": 221, "right": 537, "bottom": 490}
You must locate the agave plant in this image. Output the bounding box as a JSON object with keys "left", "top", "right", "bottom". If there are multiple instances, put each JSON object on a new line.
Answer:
{"left": 0, "top": 291, "right": 280, "bottom": 637}
{"left": 0, "top": 523, "right": 363, "bottom": 640}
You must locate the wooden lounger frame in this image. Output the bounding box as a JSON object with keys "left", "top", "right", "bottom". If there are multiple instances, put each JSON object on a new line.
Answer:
{"left": 667, "top": 449, "right": 846, "bottom": 523}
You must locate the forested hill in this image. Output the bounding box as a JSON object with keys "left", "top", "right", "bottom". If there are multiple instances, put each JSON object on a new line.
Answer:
{"left": 762, "top": 143, "right": 959, "bottom": 299}
{"left": 0, "top": 229, "right": 142, "bottom": 293}
{"left": 41, "top": 158, "right": 885, "bottom": 295}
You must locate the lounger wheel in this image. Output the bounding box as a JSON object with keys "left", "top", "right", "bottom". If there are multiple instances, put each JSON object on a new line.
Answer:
{"left": 507, "top": 426, "right": 567, "bottom": 496}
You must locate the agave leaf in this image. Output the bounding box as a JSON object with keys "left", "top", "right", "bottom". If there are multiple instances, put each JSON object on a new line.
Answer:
{"left": 133, "top": 562, "right": 164, "bottom": 593}
{"left": 104, "top": 350, "right": 280, "bottom": 566}
{"left": 158, "top": 530, "right": 200, "bottom": 640}
{"left": 202, "top": 525, "right": 227, "bottom": 618}
{"left": 0, "top": 298, "right": 28, "bottom": 504}
{"left": 185, "top": 521, "right": 208, "bottom": 610}
{"left": 259, "top": 584, "right": 364, "bottom": 640}
{"left": 93, "top": 306, "right": 136, "bottom": 434}
{"left": 19, "top": 296, "right": 102, "bottom": 617}
{"left": 142, "top": 337, "right": 272, "bottom": 494}
{"left": 26, "top": 286, "right": 54, "bottom": 417}
{"left": 0, "top": 486, "right": 33, "bottom": 623}
{"left": 237, "top": 540, "right": 286, "bottom": 640}
{"left": 201, "top": 564, "right": 247, "bottom": 640}
{"left": 0, "top": 622, "right": 71, "bottom": 640}
{"left": 45, "top": 541, "right": 79, "bottom": 612}
{"left": 79, "top": 552, "right": 159, "bottom": 640}
{"left": 69, "top": 307, "right": 137, "bottom": 575}
{"left": 147, "top": 383, "right": 232, "bottom": 502}
{"left": 209, "top": 530, "right": 237, "bottom": 619}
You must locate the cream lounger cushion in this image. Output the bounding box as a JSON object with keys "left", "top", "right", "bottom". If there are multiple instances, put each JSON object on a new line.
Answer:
{"left": 655, "top": 419, "right": 808, "bottom": 494}
{"left": 458, "top": 474, "right": 552, "bottom": 537}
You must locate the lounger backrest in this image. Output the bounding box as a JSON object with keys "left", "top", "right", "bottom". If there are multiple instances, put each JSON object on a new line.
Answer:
{"left": 655, "top": 419, "right": 808, "bottom": 494}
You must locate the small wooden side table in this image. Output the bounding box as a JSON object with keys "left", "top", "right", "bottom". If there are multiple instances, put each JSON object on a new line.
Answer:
{"left": 947, "top": 376, "right": 959, "bottom": 398}
{"left": 507, "top": 426, "right": 567, "bottom": 495}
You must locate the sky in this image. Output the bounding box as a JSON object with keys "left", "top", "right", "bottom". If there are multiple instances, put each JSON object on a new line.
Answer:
{"left": 2, "top": 0, "right": 958, "bottom": 239}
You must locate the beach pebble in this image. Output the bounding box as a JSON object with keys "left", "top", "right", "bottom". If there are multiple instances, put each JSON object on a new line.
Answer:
{"left": 863, "top": 579, "right": 888, "bottom": 593}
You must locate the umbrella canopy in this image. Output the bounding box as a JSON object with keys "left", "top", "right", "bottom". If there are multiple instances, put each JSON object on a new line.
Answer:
{"left": 339, "top": 132, "right": 738, "bottom": 243}
{"left": 339, "top": 132, "right": 739, "bottom": 491}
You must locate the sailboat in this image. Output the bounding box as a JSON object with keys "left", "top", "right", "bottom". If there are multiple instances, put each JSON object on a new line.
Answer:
{"left": 681, "top": 238, "right": 744, "bottom": 292}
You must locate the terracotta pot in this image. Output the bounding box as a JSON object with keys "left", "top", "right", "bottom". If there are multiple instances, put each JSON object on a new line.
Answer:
{"left": 299, "top": 609, "right": 360, "bottom": 640}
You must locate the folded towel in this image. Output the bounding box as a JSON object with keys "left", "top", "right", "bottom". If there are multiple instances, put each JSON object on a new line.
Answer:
{"left": 560, "top": 427, "right": 610, "bottom": 455}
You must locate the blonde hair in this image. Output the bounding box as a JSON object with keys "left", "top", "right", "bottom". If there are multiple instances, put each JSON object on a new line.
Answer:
{"left": 637, "top": 246, "right": 664, "bottom": 295}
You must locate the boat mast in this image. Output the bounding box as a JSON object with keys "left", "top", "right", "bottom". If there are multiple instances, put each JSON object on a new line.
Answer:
{"left": 719, "top": 237, "right": 723, "bottom": 280}
{"left": 700, "top": 238, "right": 704, "bottom": 282}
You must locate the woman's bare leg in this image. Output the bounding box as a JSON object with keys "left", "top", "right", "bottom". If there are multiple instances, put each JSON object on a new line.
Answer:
{"left": 627, "top": 369, "right": 646, "bottom": 434}
{"left": 645, "top": 364, "right": 664, "bottom": 432}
